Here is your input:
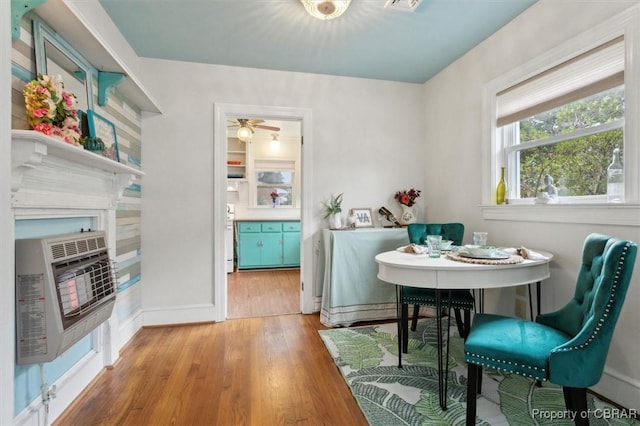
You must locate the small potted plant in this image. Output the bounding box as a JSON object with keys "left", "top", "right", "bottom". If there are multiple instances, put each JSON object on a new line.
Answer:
{"left": 322, "top": 193, "right": 343, "bottom": 229}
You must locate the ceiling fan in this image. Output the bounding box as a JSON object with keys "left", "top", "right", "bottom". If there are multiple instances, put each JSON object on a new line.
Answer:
{"left": 228, "top": 118, "right": 280, "bottom": 142}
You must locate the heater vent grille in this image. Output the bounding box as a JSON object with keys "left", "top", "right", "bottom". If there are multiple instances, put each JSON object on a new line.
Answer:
{"left": 49, "top": 235, "right": 108, "bottom": 261}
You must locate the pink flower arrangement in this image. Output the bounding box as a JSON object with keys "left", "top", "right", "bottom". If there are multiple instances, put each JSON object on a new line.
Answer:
{"left": 394, "top": 188, "right": 422, "bottom": 207}
{"left": 23, "top": 74, "right": 81, "bottom": 146}
{"left": 270, "top": 191, "right": 279, "bottom": 199}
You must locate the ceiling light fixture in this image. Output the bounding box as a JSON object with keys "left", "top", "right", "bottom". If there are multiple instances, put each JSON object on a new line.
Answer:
{"left": 270, "top": 133, "right": 280, "bottom": 149}
{"left": 237, "top": 125, "right": 253, "bottom": 142}
{"left": 300, "top": 0, "right": 351, "bottom": 20}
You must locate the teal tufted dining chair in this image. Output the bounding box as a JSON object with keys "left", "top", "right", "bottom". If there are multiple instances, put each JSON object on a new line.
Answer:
{"left": 464, "top": 233, "right": 637, "bottom": 426}
{"left": 402, "top": 223, "right": 474, "bottom": 353}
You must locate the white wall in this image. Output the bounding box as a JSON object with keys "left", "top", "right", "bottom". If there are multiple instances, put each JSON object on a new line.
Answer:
{"left": 423, "top": 0, "right": 640, "bottom": 409}
{"left": 140, "top": 59, "right": 426, "bottom": 313}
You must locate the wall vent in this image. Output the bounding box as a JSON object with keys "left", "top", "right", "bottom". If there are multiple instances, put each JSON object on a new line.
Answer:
{"left": 384, "top": 0, "right": 422, "bottom": 12}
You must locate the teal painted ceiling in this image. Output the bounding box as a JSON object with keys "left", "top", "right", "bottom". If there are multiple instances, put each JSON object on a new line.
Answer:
{"left": 99, "top": 0, "right": 538, "bottom": 84}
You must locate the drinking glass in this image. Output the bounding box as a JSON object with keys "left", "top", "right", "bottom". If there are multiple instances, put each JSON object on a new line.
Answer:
{"left": 427, "top": 235, "right": 443, "bottom": 258}
{"left": 473, "top": 232, "right": 488, "bottom": 246}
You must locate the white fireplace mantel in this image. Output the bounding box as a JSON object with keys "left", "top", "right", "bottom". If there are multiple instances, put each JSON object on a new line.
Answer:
{"left": 11, "top": 130, "right": 144, "bottom": 210}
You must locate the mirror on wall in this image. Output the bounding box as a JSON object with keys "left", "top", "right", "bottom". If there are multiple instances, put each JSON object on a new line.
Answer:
{"left": 33, "top": 19, "right": 93, "bottom": 112}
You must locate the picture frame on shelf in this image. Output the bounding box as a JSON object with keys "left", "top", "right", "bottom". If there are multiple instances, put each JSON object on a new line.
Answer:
{"left": 350, "top": 208, "right": 373, "bottom": 228}
{"left": 86, "top": 109, "right": 120, "bottom": 162}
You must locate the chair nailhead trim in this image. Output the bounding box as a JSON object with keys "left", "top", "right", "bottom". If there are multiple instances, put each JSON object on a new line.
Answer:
{"left": 553, "top": 244, "right": 630, "bottom": 353}
{"left": 465, "top": 351, "right": 547, "bottom": 381}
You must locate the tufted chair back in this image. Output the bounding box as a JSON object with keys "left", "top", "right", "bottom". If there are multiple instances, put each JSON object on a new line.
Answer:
{"left": 465, "top": 233, "right": 637, "bottom": 425}
{"left": 407, "top": 223, "right": 464, "bottom": 246}
{"left": 536, "top": 233, "right": 637, "bottom": 387}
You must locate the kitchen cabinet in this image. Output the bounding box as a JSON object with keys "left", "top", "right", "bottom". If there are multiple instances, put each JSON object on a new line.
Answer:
{"left": 237, "top": 221, "right": 300, "bottom": 269}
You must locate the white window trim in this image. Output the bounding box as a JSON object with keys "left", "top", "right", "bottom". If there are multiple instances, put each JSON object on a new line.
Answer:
{"left": 481, "top": 5, "right": 640, "bottom": 226}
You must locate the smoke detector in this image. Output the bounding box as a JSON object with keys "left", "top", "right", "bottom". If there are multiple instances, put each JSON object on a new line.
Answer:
{"left": 384, "top": 0, "right": 422, "bottom": 12}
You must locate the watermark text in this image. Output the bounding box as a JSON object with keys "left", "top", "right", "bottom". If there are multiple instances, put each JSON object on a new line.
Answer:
{"left": 531, "top": 408, "right": 637, "bottom": 421}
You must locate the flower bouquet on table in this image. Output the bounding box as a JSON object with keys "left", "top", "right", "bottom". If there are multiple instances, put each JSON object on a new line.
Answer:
{"left": 23, "top": 74, "right": 81, "bottom": 146}
{"left": 270, "top": 191, "right": 279, "bottom": 207}
{"left": 394, "top": 188, "right": 421, "bottom": 206}
{"left": 394, "top": 188, "right": 421, "bottom": 225}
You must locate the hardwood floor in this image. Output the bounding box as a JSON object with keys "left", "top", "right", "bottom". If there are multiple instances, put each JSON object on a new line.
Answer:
{"left": 54, "top": 269, "right": 368, "bottom": 425}
{"left": 53, "top": 314, "right": 368, "bottom": 426}
{"left": 227, "top": 269, "right": 300, "bottom": 319}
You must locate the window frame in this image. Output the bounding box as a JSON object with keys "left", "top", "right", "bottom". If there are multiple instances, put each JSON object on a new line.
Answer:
{"left": 252, "top": 158, "right": 297, "bottom": 208}
{"left": 481, "top": 6, "right": 640, "bottom": 226}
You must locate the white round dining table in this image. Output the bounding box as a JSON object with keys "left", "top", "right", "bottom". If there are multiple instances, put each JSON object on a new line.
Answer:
{"left": 375, "top": 249, "right": 553, "bottom": 410}
{"left": 376, "top": 249, "right": 553, "bottom": 290}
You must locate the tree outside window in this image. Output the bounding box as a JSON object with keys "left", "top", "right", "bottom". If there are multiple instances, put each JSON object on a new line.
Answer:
{"left": 503, "top": 86, "right": 624, "bottom": 201}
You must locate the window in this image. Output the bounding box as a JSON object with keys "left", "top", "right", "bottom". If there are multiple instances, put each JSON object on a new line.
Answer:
{"left": 256, "top": 170, "right": 294, "bottom": 206}
{"left": 253, "top": 159, "right": 296, "bottom": 207}
{"left": 482, "top": 7, "right": 639, "bottom": 225}
{"left": 496, "top": 38, "right": 625, "bottom": 204}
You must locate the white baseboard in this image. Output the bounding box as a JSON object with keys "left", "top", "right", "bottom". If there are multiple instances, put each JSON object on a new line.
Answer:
{"left": 142, "top": 303, "right": 217, "bottom": 326}
{"left": 593, "top": 366, "right": 640, "bottom": 411}
{"left": 117, "top": 308, "right": 143, "bottom": 352}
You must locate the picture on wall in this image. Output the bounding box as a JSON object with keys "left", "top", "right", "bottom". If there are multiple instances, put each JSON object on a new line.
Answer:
{"left": 86, "top": 109, "right": 120, "bottom": 162}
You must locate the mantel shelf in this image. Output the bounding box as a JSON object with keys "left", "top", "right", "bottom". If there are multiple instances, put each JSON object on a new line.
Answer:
{"left": 12, "top": 130, "right": 144, "bottom": 176}
{"left": 12, "top": 130, "right": 144, "bottom": 210}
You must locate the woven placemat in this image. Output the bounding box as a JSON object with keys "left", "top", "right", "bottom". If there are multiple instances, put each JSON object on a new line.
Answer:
{"left": 446, "top": 252, "right": 524, "bottom": 265}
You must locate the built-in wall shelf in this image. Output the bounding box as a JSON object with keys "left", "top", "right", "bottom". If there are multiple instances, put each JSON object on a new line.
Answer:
{"left": 12, "top": 130, "right": 144, "bottom": 209}
{"left": 227, "top": 138, "right": 247, "bottom": 179}
{"left": 31, "top": 0, "right": 162, "bottom": 113}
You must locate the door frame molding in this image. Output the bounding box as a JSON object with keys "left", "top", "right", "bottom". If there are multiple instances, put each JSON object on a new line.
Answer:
{"left": 213, "top": 103, "right": 313, "bottom": 321}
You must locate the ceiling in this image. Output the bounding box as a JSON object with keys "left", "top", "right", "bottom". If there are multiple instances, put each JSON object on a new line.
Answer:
{"left": 98, "top": 0, "right": 538, "bottom": 84}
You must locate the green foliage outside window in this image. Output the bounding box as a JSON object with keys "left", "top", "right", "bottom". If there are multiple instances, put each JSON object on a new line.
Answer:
{"left": 514, "top": 87, "right": 624, "bottom": 198}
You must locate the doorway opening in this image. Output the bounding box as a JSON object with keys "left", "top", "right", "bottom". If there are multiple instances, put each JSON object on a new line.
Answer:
{"left": 226, "top": 116, "right": 302, "bottom": 319}
{"left": 226, "top": 269, "right": 300, "bottom": 319}
{"left": 213, "top": 103, "right": 314, "bottom": 322}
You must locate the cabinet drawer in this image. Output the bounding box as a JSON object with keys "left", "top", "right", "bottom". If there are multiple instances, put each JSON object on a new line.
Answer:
{"left": 261, "top": 222, "right": 282, "bottom": 233}
{"left": 283, "top": 222, "right": 301, "bottom": 232}
{"left": 238, "top": 222, "right": 261, "bottom": 233}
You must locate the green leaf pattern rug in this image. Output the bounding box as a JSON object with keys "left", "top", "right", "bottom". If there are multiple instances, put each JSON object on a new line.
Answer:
{"left": 319, "top": 319, "right": 639, "bottom": 426}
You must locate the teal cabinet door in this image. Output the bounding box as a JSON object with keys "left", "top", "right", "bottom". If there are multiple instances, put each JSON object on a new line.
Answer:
{"left": 238, "top": 233, "right": 262, "bottom": 268}
{"left": 260, "top": 233, "right": 283, "bottom": 266}
{"left": 282, "top": 231, "right": 300, "bottom": 266}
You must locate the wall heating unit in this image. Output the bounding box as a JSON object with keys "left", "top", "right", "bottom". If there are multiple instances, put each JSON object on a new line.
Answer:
{"left": 15, "top": 231, "right": 117, "bottom": 364}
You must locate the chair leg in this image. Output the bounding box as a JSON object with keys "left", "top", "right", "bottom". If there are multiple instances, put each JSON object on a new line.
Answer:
{"left": 402, "top": 303, "right": 409, "bottom": 354}
{"left": 563, "top": 386, "right": 589, "bottom": 426}
{"left": 411, "top": 304, "right": 420, "bottom": 331}
{"left": 463, "top": 309, "right": 471, "bottom": 340}
{"left": 454, "top": 308, "right": 465, "bottom": 337}
{"left": 466, "top": 363, "right": 479, "bottom": 426}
